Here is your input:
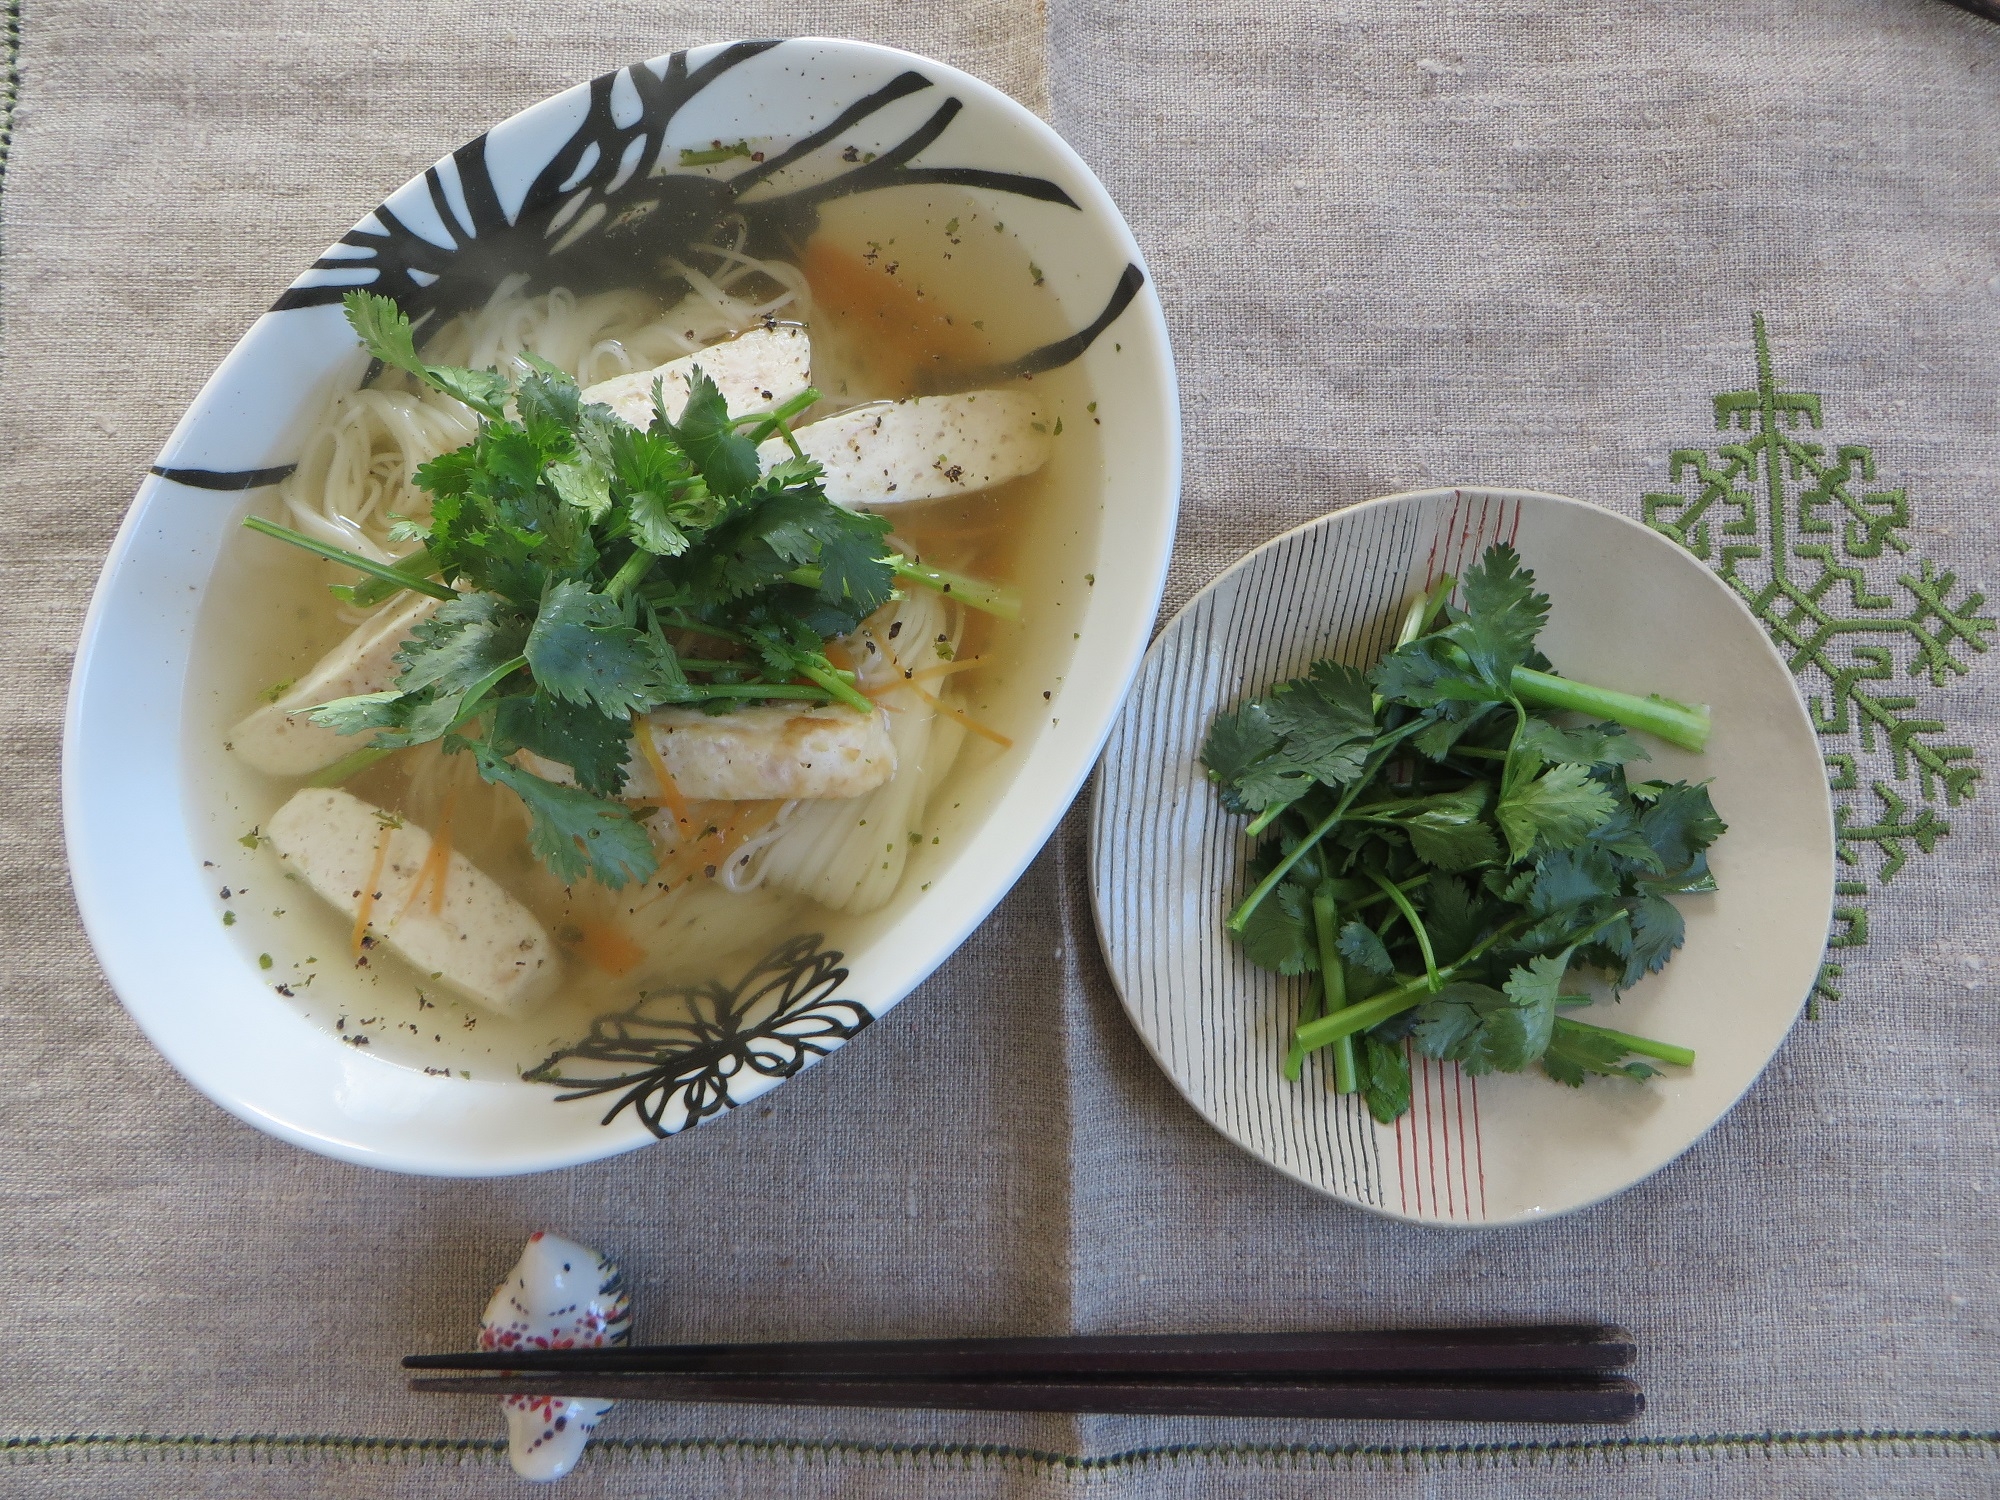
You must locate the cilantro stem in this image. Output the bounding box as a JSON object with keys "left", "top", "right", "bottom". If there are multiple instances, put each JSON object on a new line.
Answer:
{"left": 1282, "top": 973, "right": 1323, "bottom": 1083}
{"left": 677, "top": 683, "right": 837, "bottom": 702}
{"left": 243, "top": 516, "right": 457, "bottom": 601}
{"left": 1399, "top": 575, "right": 1455, "bottom": 646}
{"left": 348, "top": 545, "right": 440, "bottom": 607}
{"left": 736, "top": 387, "right": 821, "bottom": 449}
{"left": 305, "top": 744, "right": 395, "bottom": 788}
{"left": 1510, "top": 667, "right": 1710, "bottom": 753}
{"left": 604, "top": 547, "right": 656, "bottom": 603}
{"left": 1291, "top": 915, "right": 1530, "bottom": 1053}
{"left": 887, "top": 556, "right": 1022, "bottom": 621}
{"left": 1292, "top": 974, "right": 1434, "bottom": 1054}
{"left": 1311, "top": 883, "right": 1357, "bottom": 1094}
{"left": 1349, "top": 872, "right": 1431, "bottom": 913}
{"left": 1224, "top": 722, "right": 1429, "bottom": 935}
{"left": 1243, "top": 802, "right": 1288, "bottom": 838}
{"left": 795, "top": 660, "right": 876, "bottom": 714}
{"left": 1552, "top": 1017, "right": 1695, "bottom": 1069}
{"left": 1367, "top": 868, "right": 1439, "bottom": 991}
{"left": 1226, "top": 802, "right": 1346, "bottom": 936}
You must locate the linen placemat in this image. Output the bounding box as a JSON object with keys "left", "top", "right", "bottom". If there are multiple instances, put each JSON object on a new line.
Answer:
{"left": 3, "top": 1, "right": 1996, "bottom": 1495}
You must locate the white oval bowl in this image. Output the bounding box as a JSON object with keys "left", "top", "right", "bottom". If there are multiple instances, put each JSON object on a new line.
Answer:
{"left": 64, "top": 38, "right": 1179, "bottom": 1176}
{"left": 1091, "top": 488, "right": 1834, "bottom": 1226}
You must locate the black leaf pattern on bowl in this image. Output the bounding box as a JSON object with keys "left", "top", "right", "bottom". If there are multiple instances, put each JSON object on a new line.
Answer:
{"left": 525, "top": 935, "right": 868, "bottom": 1137}
{"left": 156, "top": 43, "right": 1145, "bottom": 491}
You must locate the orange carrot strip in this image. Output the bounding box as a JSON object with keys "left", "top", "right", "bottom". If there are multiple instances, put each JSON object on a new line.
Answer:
{"left": 394, "top": 788, "right": 458, "bottom": 927}
{"left": 878, "top": 638, "right": 1011, "bottom": 748}
{"left": 907, "top": 680, "right": 1013, "bottom": 748}
{"left": 351, "top": 823, "right": 396, "bottom": 960}
{"left": 562, "top": 917, "right": 647, "bottom": 977}
{"left": 906, "top": 657, "right": 984, "bottom": 684}
{"left": 631, "top": 713, "right": 691, "bottom": 827}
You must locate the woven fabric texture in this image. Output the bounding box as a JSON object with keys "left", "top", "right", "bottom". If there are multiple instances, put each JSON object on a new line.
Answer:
{"left": 2, "top": 0, "right": 1996, "bottom": 1496}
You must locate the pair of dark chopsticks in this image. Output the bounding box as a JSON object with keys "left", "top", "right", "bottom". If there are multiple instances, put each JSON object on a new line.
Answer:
{"left": 407, "top": 1324, "right": 1640, "bottom": 1424}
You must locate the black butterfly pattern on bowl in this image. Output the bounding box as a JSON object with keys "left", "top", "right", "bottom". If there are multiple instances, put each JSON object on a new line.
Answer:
{"left": 154, "top": 42, "right": 1144, "bottom": 492}
{"left": 525, "top": 935, "right": 869, "bottom": 1136}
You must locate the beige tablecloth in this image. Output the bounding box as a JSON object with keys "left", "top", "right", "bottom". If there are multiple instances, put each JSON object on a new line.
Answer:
{"left": 4, "top": 1, "right": 1998, "bottom": 1495}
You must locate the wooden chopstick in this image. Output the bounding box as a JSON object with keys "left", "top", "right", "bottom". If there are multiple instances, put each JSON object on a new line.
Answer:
{"left": 403, "top": 1324, "right": 1633, "bottom": 1380}
{"left": 408, "top": 1370, "right": 1643, "bottom": 1424}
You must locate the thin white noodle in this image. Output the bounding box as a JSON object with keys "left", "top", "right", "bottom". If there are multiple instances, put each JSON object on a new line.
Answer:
{"left": 747, "top": 590, "right": 969, "bottom": 914}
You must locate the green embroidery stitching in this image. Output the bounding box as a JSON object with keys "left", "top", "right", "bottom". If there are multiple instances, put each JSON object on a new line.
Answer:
{"left": 4, "top": 1430, "right": 1998, "bottom": 1473}
{"left": 1643, "top": 315, "right": 1993, "bottom": 1011}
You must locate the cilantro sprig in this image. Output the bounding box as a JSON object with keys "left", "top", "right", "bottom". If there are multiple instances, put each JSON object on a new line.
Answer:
{"left": 246, "top": 291, "right": 1012, "bottom": 890}
{"left": 1202, "top": 544, "right": 1723, "bottom": 1123}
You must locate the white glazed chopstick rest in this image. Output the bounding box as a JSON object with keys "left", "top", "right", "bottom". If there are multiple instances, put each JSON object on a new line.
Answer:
{"left": 478, "top": 1232, "right": 633, "bottom": 1481}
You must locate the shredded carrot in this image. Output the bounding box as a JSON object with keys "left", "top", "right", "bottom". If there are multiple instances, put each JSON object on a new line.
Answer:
{"left": 350, "top": 823, "right": 396, "bottom": 960}
{"left": 881, "top": 638, "right": 1013, "bottom": 748}
{"left": 906, "top": 657, "right": 985, "bottom": 685}
{"left": 631, "top": 713, "right": 691, "bottom": 828}
{"left": 912, "top": 682, "right": 1014, "bottom": 748}
{"left": 393, "top": 788, "right": 457, "bottom": 927}
{"left": 560, "top": 917, "right": 647, "bottom": 977}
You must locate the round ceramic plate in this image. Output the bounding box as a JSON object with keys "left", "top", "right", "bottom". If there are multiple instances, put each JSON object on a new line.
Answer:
{"left": 65, "top": 39, "right": 1179, "bottom": 1176}
{"left": 1089, "top": 487, "right": 1835, "bottom": 1225}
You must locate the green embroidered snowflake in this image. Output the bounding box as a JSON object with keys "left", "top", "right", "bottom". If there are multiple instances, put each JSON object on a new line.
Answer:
{"left": 1642, "top": 314, "right": 1992, "bottom": 1010}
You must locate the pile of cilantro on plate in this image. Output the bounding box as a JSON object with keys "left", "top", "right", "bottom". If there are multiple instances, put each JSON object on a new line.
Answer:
{"left": 1202, "top": 544, "right": 1724, "bottom": 1125}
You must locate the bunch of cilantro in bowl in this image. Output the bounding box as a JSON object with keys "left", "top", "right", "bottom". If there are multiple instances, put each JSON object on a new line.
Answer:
{"left": 242, "top": 291, "right": 1009, "bottom": 892}
{"left": 1201, "top": 544, "right": 1725, "bottom": 1126}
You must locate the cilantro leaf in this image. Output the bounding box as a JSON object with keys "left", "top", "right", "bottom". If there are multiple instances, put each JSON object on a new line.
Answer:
{"left": 1528, "top": 846, "right": 1624, "bottom": 916}
{"left": 1638, "top": 780, "right": 1728, "bottom": 873}
{"left": 491, "top": 691, "right": 634, "bottom": 799}
{"left": 306, "top": 687, "right": 465, "bottom": 751}
{"left": 1416, "top": 989, "right": 1533, "bottom": 1074}
{"left": 394, "top": 592, "right": 530, "bottom": 695}
{"left": 1412, "top": 700, "right": 1501, "bottom": 760}
{"left": 1412, "top": 981, "right": 1539, "bottom": 1074}
{"left": 1239, "top": 879, "right": 1318, "bottom": 976}
{"left": 1499, "top": 952, "right": 1566, "bottom": 1061}
{"left": 1423, "top": 875, "right": 1494, "bottom": 966}
{"left": 1261, "top": 661, "right": 1375, "bottom": 784}
{"left": 1453, "top": 542, "right": 1548, "bottom": 684}
{"left": 1397, "top": 784, "right": 1500, "bottom": 871}
{"left": 1620, "top": 892, "right": 1687, "bottom": 988}
{"left": 1540, "top": 1019, "right": 1662, "bottom": 1087}
{"left": 1337, "top": 920, "right": 1396, "bottom": 977}
{"left": 468, "top": 742, "right": 655, "bottom": 889}
{"left": 343, "top": 290, "right": 509, "bottom": 420}
{"left": 1371, "top": 637, "right": 1508, "bottom": 708}
{"left": 669, "top": 369, "right": 760, "bottom": 497}
{"left": 303, "top": 689, "right": 405, "bottom": 737}
{"left": 525, "top": 580, "right": 684, "bottom": 717}
{"left": 513, "top": 356, "right": 584, "bottom": 430}
{"left": 806, "top": 503, "right": 897, "bottom": 613}
{"left": 1359, "top": 1035, "right": 1412, "bottom": 1125}
{"left": 1202, "top": 702, "right": 1284, "bottom": 815}
{"left": 1516, "top": 716, "right": 1650, "bottom": 769}
{"left": 547, "top": 455, "right": 613, "bottom": 522}
{"left": 1495, "top": 762, "right": 1619, "bottom": 862}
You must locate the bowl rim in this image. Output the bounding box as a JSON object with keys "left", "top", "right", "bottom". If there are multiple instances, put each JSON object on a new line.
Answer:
{"left": 1088, "top": 484, "right": 1836, "bottom": 1226}
{"left": 62, "top": 36, "right": 1183, "bottom": 1176}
